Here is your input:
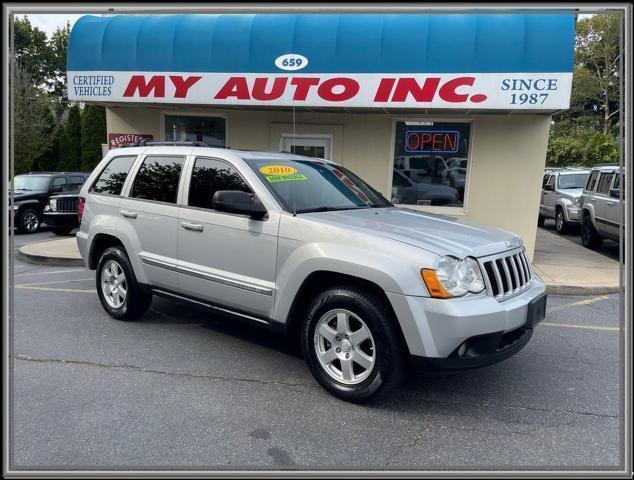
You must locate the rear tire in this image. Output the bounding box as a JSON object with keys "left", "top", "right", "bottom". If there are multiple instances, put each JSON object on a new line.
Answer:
{"left": 555, "top": 208, "right": 568, "bottom": 234}
{"left": 96, "top": 246, "right": 152, "bottom": 321}
{"left": 301, "top": 286, "right": 405, "bottom": 403}
{"left": 581, "top": 214, "right": 603, "bottom": 249}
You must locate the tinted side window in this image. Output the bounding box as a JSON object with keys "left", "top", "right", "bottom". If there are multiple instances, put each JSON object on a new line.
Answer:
{"left": 52, "top": 177, "right": 67, "bottom": 191}
{"left": 91, "top": 156, "right": 137, "bottom": 195}
{"left": 542, "top": 174, "right": 550, "bottom": 187}
{"left": 547, "top": 175, "right": 556, "bottom": 188}
{"left": 131, "top": 156, "right": 184, "bottom": 204}
{"left": 586, "top": 171, "right": 599, "bottom": 191}
{"left": 69, "top": 176, "right": 85, "bottom": 189}
{"left": 188, "top": 157, "right": 251, "bottom": 210}
{"left": 597, "top": 173, "right": 614, "bottom": 195}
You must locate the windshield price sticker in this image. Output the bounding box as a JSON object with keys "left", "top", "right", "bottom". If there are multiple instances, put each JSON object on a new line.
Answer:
{"left": 260, "top": 165, "right": 307, "bottom": 183}
{"left": 260, "top": 165, "right": 298, "bottom": 176}
{"left": 265, "top": 173, "right": 307, "bottom": 183}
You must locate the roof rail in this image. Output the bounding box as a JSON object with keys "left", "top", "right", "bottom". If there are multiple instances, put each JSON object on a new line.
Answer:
{"left": 120, "top": 139, "right": 224, "bottom": 148}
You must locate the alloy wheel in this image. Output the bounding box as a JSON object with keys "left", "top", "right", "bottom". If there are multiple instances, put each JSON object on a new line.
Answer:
{"left": 313, "top": 309, "right": 376, "bottom": 385}
{"left": 22, "top": 211, "right": 39, "bottom": 232}
{"left": 100, "top": 260, "right": 128, "bottom": 309}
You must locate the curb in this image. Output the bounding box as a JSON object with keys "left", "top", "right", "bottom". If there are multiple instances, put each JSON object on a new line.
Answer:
{"left": 545, "top": 284, "right": 622, "bottom": 296}
{"left": 17, "top": 243, "right": 85, "bottom": 267}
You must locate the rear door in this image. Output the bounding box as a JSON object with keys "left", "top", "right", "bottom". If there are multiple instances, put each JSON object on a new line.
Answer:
{"left": 542, "top": 174, "right": 557, "bottom": 217}
{"left": 604, "top": 172, "right": 622, "bottom": 239}
{"left": 593, "top": 171, "right": 614, "bottom": 235}
{"left": 177, "top": 156, "right": 279, "bottom": 318}
{"left": 119, "top": 153, "right": 186, "bottom": 290}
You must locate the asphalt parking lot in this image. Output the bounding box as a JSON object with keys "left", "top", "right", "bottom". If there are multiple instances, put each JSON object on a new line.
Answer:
{"left": 10, "top": 233, "right": 623, "bottom": 471}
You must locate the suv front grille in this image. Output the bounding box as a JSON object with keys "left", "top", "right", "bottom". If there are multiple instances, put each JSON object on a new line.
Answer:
{"left": 56, "top": 197, "right": 78, "bottom": 213}
{"left": 479, "top": 248, "right": 532, "bottom": 301}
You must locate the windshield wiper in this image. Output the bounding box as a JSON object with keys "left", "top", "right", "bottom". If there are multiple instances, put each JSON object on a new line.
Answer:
{"left": 14, "top": 188, "right": 32, "bottom": 191}
{"left": 295, "top": 206, "right": 370, "bottom": 214}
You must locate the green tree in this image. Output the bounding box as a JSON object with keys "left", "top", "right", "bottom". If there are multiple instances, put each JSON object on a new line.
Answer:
{"left": 13, "top": 63, "right": 50, "bottom": 174}
{"left": 48, "top": 22, "right": 71, "bottom": 108}
{"left": 58, "top": 104, "right": 82, "bottom": 171}
{"left": 547, "top": 14, "right": 622, "bottom": 166}
{"left": 31, "top": 104, "right": 59, "bottom": 171}
{"left": 80, "top": 104, "right": 107, "bottom": 171}
{"left": 13, "top": 16, "right": 50, "bottom": 87}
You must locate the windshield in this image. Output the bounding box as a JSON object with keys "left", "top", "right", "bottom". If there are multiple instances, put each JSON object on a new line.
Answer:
{"left": 558, "top": 173, "right": 590, "bottom": 189}
{"left": 245, "top": 159, "right": 392, "bottom": 213}
{"left": 12, "top": 175, "right": 50, "bottom": 192}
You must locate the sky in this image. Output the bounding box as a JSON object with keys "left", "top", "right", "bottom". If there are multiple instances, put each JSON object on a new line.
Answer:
{"left": 22, "top": 12, "right": 595, "bottom": 39}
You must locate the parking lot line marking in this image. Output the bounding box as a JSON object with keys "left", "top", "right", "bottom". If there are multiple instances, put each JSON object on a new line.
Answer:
{"left": 547, "top": 295, "right": 610, "bottom": 313}
{"left": 15, "top": 278, "right": 93, "bottom": 287}
{"left": 541, "top": 322, "right": 620, "bottom": 332}
{"left": 14, "top": 286, "right": 96, "bottom": 293}
{"left": 14, "top": 268, "right": 86, "bottom": 276}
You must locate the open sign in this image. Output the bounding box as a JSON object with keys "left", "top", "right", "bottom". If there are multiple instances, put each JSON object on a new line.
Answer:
{"left": 404, "top": 130, "right": 460, "bottom": 154}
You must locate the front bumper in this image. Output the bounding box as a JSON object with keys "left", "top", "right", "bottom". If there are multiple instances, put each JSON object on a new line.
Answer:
{"left": 43, "top": 211, "right": 78, "bottom": 228}
{"left": 386, "top": 276, "right": 547, "bottom": 366}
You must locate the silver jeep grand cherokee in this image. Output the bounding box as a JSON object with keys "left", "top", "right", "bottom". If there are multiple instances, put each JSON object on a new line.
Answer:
{"left": 77, "top": 142, "right": 547, "bottom": 402}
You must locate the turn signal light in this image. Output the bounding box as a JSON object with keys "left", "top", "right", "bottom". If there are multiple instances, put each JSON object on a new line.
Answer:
{"left": 421, "top": 269, "right": 453, "bottom": 299}
{"left": 78, "top": 197, "right": 86, "bottom": 224}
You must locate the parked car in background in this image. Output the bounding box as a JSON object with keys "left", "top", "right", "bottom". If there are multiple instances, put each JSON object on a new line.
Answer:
{"left": 43, "top": 193, "right": 82, "bottom": 235}
{"left": 391, "top": 169, "right": 460, "bottom": 206}
{"left": 538, "top": 168, "right": 590, "bottom": 234}
{"left": 77, "top": 143, "right": 547, "bottom": 402}
{"left": 579, "top": 164, "right": 623, "bottom": 249}
{"left": 10, "top": 172, "right": 90, "bottom": 233}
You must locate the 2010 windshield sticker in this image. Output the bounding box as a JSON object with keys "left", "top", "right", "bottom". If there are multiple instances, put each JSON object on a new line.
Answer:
{"left": 260, "top": 165, "right": 308, "bottom": 183}
{"left": 260, "top": 165, "right": 298, "bottom": 176}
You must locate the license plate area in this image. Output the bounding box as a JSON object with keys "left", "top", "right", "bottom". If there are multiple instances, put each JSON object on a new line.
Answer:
{"left": 526, "top": 292, "right": 547, "bottom": 328}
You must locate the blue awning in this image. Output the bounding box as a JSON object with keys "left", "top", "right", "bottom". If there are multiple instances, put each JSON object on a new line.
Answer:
{"left": 68, "top": 13, "right": 576, "bottom": 74}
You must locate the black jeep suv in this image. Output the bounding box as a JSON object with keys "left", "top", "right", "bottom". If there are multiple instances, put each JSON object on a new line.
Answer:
{"left": 11, "top": 172, "right": 89, "bottom": 234}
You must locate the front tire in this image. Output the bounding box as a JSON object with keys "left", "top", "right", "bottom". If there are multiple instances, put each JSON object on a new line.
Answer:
{"left": 301, "top": 286, "right": 405, "bottom": 403}
{"left": 581, "top": 214, "right": 603, "bottom": 249}
{"left": 555, "top": 208, "right": 568, "bottom": 234}
{"left": 17, "top": 208, "right": 41, "bottom": 234}
{"left": 96, "top": 246, "right": 152, "bottom": 321}
{"left": 537, "top": 215, "right": 545, "bottom": 227}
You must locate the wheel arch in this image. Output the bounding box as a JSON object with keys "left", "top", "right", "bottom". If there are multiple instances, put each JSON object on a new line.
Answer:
{"left": 88, "top": 233, "right": 128, "bottom": 270}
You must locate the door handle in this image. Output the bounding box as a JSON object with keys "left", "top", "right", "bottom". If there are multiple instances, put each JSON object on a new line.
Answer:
{"left": 120, "top": 210, "right": 137, "bottom": 219}
{"left": 590, "top": 198, "right": 597, "bottom": 203}
{"left": 181, "top": 222, "right": 204, "bottom": 232}
{"left": 606, "top": 202, "right": 614, "bottom": 206}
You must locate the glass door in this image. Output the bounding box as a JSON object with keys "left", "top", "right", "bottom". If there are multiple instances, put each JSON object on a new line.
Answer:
{"left": 281, "top": 134, "right": 332, "bottom": 160}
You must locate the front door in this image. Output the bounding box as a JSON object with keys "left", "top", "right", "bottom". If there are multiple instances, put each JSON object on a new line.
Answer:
{"left": 281, "top": 134, "right": 332, "bottom": 160}
{"left": 604, "top": 172, "right": 622, "bottom": 239}
{"left": 177, "top": 156, "right": 279, "bottom": 318}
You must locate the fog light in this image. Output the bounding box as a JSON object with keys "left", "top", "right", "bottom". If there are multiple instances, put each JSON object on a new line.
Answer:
{"left": 457, "top": 342, "right": 467, "bottom": 357}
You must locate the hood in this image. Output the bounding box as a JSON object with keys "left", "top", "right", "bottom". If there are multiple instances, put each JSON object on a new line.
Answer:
{"left": 303, "top": 207, "right": 523, "bottom": 258}
{"left": 558, "top": 188, "right": 583, "bottom": 200}
{"left": 12, "top": 190, "right": 47, "bottom": 202}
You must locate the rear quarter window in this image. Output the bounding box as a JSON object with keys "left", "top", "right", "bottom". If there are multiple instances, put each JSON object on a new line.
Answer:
{"left": 90, "top": 155, "right": 137, "bottom": 195}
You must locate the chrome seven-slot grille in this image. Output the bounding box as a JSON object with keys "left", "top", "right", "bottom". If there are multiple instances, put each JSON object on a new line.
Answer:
{"left": 56, "top": 197, "right": 78, "bottom": 213}
{"left": 479, "top": 248, "right": 533, "bottom": 301}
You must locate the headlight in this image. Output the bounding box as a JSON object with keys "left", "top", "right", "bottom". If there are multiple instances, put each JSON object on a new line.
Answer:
{"left": 422, "top": 256, "right": 485, "bottom": 298}
{"left": 49, "top": 199, "right": 57, "bottom": 211}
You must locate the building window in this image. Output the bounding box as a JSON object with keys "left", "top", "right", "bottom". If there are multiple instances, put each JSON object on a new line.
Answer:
{"left": 130, "top": 155, "right": 184, "bottom": 204}
{"left": 391, "top": 121, "right": 471, "bottom": 207}
{"left": 165, "top": 115, "right": 226, "bottom": 147}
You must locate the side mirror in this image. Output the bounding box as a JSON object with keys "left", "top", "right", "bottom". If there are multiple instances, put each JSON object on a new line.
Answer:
{"left": 50, "top": 184, "right": 64, "bottom": 193}
{"left": 609, "top": 188, "right": 620, "bottom": 198}
{"left": 212, "top": 190, "right": 267, "bottom": 219}
{"left": 543, "top": 184, "right": 554, "bottom": 192}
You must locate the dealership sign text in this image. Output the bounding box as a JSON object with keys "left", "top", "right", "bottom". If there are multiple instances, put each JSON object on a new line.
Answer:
{"left": 68, "top": 72, "right": 572, "bottom": 110}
